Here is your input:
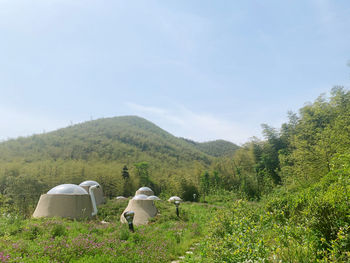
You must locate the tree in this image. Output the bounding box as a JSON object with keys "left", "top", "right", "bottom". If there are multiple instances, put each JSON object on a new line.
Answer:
{"left": 122, "top": 165, "right": 130, "bottom": 179}
{"left": 278, "top": 87, "right": 350, "bottom": 185}
{"left": 134, "top": 162, "right": 151, "bottom": 187}
{"left": 259, "top": 124, "right": 285, "bottom": 184}
{"left": 5, "top": 174, "right": 46, "bottom": 217}
{"left": 200, "top": 171, "right": 210, "bottom": 201}
{"left": 179, "top": 178, "right": 199, "bottom": 201}
{"left": 211, "top": 170, "right": 221, "bottom": 191}
{"left": 122, "top": 165, "right": 133, "bottom": 197}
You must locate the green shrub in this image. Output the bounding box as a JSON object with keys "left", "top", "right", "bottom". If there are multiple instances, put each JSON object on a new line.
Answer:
{"left": 203, "top": 200, "right": 268, "bottom": 262}
{"left": 23, "top": 225, "right": 42, "bottom": 240}
{"left": 51, "top": 224, "right": 66, "bottom": 238}
{"left": 119, "top": 227, "right": 130, "bottom": 241}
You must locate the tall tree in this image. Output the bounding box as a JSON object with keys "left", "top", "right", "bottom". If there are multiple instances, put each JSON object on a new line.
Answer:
{"left": 134, "top": 162, "right": 151, "bottom": 187}
{"left": 122, "top": 165, "right": 133, "bottom": 197}
{"left": 200, "top": 171, "right": 210, "bottom": 201}
{"left": 122, "top": 165, "right": 130, "bottom": 179}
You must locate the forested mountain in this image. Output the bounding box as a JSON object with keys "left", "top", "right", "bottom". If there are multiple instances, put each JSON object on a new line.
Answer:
{"left": 180, "top": 138, "right": 239, "bottom": 157}
{"left": 0, "top": 116, "right": 239, "bottom": 210}
{"left": 0, "top": 116, "right": 215, "bottom": 163}
{"left": 196, "top": 140, "right": 239, "bottom": 157}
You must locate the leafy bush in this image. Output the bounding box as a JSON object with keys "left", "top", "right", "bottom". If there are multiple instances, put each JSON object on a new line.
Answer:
{"left": 202, "top": 200, "right": 268, "bottom": 262}
{"left": 50, "top": 224, "right": 66, "bottom": 238}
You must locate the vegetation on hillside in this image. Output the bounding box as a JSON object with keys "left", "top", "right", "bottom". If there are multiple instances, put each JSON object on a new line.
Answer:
{"left": 0, "top": 87, "right": 350, "bottom": 262}
{"left": 180, "top": 138, "right": 239, "bottom": 157}
{"left": 193, "top": 87, "right": 350, "bottom": 262}
{"left": 0, "top": 116, "right": 238, "bottom": 216}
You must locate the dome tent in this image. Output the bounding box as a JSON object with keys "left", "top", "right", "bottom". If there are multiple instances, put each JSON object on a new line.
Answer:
{"left": 168, "top": 196, "right": 182, "bottom": 202}
{"left": 120, "top": 199, "right": 157, "bottom": 226}
{"left": 79, "top": 180, "right": 105, "bottom": 205}
{"left": 132, "top": 194, "right": 149, "bottom": 200}
{"left": 135, "top": 186, "right": 154, "bottom": 196}
{"left": 116, "top": 196, "right": 128, "bottom": 201}
{"left": 33, "top": 184, "right": 99, "bottom": 219}
{"left": 47, "top": 184, "right": 88, "bottom": 194}
{"left": 147, "top": 195, "right": 161, "bottom": 201}
{"left": 120, "top": 187, "right": 157, "bottom": 226}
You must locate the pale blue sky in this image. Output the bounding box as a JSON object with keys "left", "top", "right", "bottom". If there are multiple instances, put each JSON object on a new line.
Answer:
{"left": 0, "top": 0, "right": 349, "bottom": 144}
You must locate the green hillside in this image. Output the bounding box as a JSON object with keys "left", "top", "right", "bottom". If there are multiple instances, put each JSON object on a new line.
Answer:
{"left": 196, "top": 140, "right": 239, "bottom": 157}
{"left": 0, "top": 116, "right": 212, "bottom": 164}
{"left": 0, "top": 116, "right": 238, "bottom": 209}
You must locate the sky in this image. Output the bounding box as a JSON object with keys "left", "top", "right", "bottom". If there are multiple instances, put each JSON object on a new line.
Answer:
{"left": 0, "top": 0, "right": 349, "bottom": 145}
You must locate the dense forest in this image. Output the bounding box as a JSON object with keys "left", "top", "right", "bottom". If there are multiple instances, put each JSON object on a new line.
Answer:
{"left": 0, "top": 87, "right": 350, "bottom": 262}
{"left": 201, "top": 87, "right": 350, "bottom": 262}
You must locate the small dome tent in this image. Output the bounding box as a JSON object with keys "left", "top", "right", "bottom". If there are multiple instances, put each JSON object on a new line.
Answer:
{"left": 116, "top": 196, "right": 128, "bottom": 201}
{"left": 47, "top": 184, "right": 88, "bottom": 194}
{"left": 132, "top": 194, "right": 149, "bottom": 200}
{"left": 33, "top": 184, "right": 99, "bottom": 219}
{"left": 135, "top": 186, "right": 154, "bottom": 196}
{"left": 147, "top": 195, "right": 161, "bottom": 201}
{"left": 79, "top": 180, "right": 105, "bottom": 205}
{"left": 168, "top": 196, "right": 182, "bottom": 202}
{"left": 121, "top": 187, "right": 157, "bottom": 226}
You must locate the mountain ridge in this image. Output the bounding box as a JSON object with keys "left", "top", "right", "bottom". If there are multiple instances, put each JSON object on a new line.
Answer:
{"left": 0, "top": 115, "right": 239, "bottom": 197}
{"left": 0, "top": 115, "right": 239, "bottom": 162}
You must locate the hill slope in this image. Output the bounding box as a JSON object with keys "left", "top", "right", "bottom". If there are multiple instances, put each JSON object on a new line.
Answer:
{"left": 0, "top": 116, "right": 239, "bottom": 197}
{"left": 0, "top": 116, "right": 213, "bottom": 163}
{"left": 181, "top": 138, "right": 239, "bottom": 157}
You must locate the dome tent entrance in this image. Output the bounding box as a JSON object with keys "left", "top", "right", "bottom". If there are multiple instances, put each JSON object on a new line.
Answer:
{"left": 120, "top": 199, "right": 158, "bottom": 226}
{"left": 79, "top": 180, "right": 105, "bottom": 205}
{"left": 120, "top": 187, "right": 158, "bottom": 226}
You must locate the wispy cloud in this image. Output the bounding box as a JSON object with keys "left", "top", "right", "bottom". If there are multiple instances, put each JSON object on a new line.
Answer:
{"left": 126, "top": 102, "right": 259, "bottom": 145}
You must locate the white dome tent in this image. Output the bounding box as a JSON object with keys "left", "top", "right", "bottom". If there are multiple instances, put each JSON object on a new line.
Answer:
{"left": 120, "top": 187, "right": 158, "bottom": 226}
{"left": 168, "top": 196, "right": 182, "bottom": 202}
{"left": 135, "top": 186, "right": 154, "bottom": 196}
{"left": 33, "top": 184, "right": 100, "bottom": 219}
{"left": 147, "top": 195, "right": 161, "bottom": 201}
{"left": 116, "top": 196, "right": 128, "bottom": 201}
{"left": 47, "top": 184, "right": 88, "bottom": 195}
{"left": 132, "top": 194, "right": 149, "bottom": 200}
{"left": 79, "top": 180, "right": 105, "bottom": 205}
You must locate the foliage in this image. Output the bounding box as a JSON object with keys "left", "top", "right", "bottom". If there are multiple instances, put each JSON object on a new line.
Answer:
{"left": 181, "top": 139, "right": 239, "bottom": 157}
{"left": 1, "top": 88, "right": 350, "bottom": 262}
{"left": 0, "top": 116, "right": 217, "bottom": 210}
{"left": 199, "top": 171, "right": 210, "bottom": 201}
{"left": 202, "top": 200, "right": 268, "bottom": 262}
{"left": 199, "top": 152, "right": 350, "bottom": 262}
{"left": 134, "top": 161, "right": 152, "bottom": 187}
{"left": 279, "top": 87, "right": 350, "bottom": 185}
{"left": 121, "top": 165, "right": 133, "bottom": 197}
{"left": 0, "top": 199, "right": 216, "bottom": 263}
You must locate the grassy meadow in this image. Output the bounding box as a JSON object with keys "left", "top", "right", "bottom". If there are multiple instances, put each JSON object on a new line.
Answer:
{"left": 0, "top": 199, "right": 218, "bottom": 263}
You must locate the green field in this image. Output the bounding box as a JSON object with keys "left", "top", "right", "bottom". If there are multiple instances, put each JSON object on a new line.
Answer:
{"left": 0, "top": 199, "right": 219, "bottom": 263}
